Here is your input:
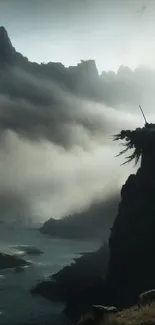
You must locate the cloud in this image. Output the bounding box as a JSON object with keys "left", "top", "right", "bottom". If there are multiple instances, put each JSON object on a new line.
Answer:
{"left": 136, "top": 5, "right": 147, "bottom": 17}
{"left": 0, "top": 129, "right": 132, "bottom": 221}
{"left": 0, "top": 61, "right": 154, "bottom": 222}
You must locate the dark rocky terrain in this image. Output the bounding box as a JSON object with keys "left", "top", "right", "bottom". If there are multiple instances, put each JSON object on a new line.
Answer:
{"left": 31, "top": 243, "right": 109, "bottom": 321}
{"left": 107, "top": 131, "right": 155, "bottom": 307}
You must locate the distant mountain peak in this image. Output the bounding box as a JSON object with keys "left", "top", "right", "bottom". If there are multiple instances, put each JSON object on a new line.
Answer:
{"left": 0, "top": 26, "right": 15, "bottom": 66}
{"left": 0, "top": 26, "right": 7, "bottom": 33}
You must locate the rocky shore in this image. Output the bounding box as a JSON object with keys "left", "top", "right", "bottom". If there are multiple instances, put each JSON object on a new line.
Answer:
{"left": 31, "top": 243, "right": 109, "bottom": 321}
{"left": 0, "top": 252, "right": 30, "bottom": 269}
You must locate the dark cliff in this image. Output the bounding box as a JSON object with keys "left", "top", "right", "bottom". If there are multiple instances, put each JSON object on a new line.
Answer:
{"left": 34, "top": 125, "right": 155, "bottom": 321}
{"left": 31, "top": 242, "right": 109, "bottom": 321}
{"left": 107, "top": 127, "right": 155, "bottom": 308}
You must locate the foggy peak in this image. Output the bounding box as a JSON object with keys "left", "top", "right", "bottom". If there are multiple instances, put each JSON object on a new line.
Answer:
{"left": 0, "top": 26, "right": 15, "bottom": 66}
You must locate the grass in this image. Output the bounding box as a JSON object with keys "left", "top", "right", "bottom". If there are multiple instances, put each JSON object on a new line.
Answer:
{"left": 102, "top": 314, "right": 125, "bottom": 325}
{"left": 103, "top": 302, "right": 155, "bottom": 325}
{"left": 77, "top": 302, "right": 155, "bottom": 325}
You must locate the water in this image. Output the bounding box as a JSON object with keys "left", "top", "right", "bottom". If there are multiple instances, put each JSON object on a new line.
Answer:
{"left": 0, "top": 226, "right": 100, "bottom": 325}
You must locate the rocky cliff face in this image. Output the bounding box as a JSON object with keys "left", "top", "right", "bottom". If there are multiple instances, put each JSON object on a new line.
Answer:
{"left": 107, "top": 157, "right": 155, "bottom": 307}
{"left": 32, "top": 150, "right": 155, "bottom": 319}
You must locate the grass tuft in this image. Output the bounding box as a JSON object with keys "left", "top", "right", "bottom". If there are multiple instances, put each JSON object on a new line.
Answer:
{"left": 77, "top": 302, "right": 155, "bottom": 325}
{"left": 102, "top": 314, "right": 125, "bottom": 325}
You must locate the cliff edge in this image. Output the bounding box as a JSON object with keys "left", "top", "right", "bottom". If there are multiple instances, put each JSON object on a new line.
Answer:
{"left": 107, "top": 125, "right": 155, "bottom": 307}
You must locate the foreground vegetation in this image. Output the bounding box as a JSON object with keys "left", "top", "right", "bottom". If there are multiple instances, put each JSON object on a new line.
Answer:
{"left": 78, "top": 303, "right": 155, "bottom": 325}
{"left": 105, "top": 303, "right": 155, "bottom": 325}
{"left": 118, "top": 304, "right": 154, "bottom": 325}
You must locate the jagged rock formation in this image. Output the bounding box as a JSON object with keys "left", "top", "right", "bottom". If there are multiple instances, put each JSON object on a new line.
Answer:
{"left": 106, "top": 123, "right": 155, "bottom": 307}
{"left": 0, "top": 26, "right": 16, "bottom": 68}
{"left": 0, "top": 26, "right": 100, "bottom": 101}
{"left": 40, "top": 194, "right": 119, "bottom": 240}
{"left": 0, "top": 26, "right": 151, "bottom": 111}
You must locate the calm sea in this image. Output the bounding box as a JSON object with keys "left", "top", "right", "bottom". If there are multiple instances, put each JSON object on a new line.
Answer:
{"left": 0, "top": 226, "right": 100, "bottom": 325}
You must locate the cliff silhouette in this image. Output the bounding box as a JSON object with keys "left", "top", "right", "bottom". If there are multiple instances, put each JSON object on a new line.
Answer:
{"left": 31, "top": 242, "right": 109, "bottom": 321}
{"left": 0, "top": 26, "right": 149, "bottom": 111}
{"left": 32, "top": 123, "right": 155, "bottom": 322}
{"left": 106, "top": 124, "right": 155, "bottom": 307}
{"left": 0, "top": 26, "right": 102, "bottom": 104}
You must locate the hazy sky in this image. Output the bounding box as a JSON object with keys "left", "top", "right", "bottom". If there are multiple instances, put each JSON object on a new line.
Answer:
{"left": 0, "top": 0, "right": 155, "bottom": 72}
{"left": 0, "top": 0, "right": 155, "bottom": 222}
{"left": 0, "top": 65, "right": 142, "bottom": 221}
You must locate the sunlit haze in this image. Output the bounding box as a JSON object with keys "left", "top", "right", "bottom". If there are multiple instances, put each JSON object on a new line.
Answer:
{"left": 0, "top": 0, "right": 155, "bottom": 72}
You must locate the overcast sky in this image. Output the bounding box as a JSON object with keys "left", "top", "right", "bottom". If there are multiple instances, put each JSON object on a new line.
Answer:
{"left": 0, "top": 0, "right": 154, "bottom": 72}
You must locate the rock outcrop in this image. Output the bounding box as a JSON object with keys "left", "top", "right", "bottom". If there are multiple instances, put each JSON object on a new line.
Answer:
{"left": 11, "top": 245, "right": 43, "bottom": 256}
{"left": 0, "top": 252, "right": 30, "bottom": 269}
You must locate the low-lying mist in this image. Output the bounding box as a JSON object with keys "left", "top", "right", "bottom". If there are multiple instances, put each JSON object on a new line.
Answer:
{"left": 0, "top": 62, "right": 155, "bottom": 222}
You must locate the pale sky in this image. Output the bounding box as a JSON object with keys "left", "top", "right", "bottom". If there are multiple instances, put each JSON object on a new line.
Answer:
{"left": 0, "top": 0, "right": 155, "bottom": 72}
